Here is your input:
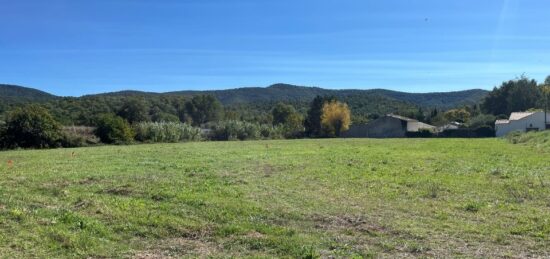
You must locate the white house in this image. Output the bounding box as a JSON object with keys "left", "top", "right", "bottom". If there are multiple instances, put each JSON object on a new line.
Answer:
{"left": 495, "top": 111, "right": 550, "bottom": 137}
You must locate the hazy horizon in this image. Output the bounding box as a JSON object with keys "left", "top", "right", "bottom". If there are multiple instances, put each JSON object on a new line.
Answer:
{"left": 1, "top": 0, "right": 549, "bottom": 96}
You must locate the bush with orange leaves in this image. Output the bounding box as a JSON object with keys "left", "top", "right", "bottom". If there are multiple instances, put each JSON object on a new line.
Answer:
{"left": 321, "top": 101, "right": 351, "bottom": 137}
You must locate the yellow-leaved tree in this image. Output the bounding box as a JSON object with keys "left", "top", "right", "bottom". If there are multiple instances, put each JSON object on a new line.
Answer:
{"left": 321, "top": 101, "right": 351, "bottom": 137}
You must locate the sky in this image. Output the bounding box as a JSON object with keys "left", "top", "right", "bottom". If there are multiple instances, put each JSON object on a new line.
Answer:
{"left": 1, "top": 0, "right": 549, "bottom": 96}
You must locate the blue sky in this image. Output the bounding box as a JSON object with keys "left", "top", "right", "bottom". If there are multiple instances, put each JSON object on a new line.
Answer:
{"left": 1, "top": 0, "right": 549, "bottom": 96}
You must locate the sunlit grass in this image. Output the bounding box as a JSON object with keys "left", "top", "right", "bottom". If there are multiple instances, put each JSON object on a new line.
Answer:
{"left": 0, "top": 138, "right": 548, "bottom": 257}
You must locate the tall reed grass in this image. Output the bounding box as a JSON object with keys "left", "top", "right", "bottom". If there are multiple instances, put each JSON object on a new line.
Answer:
{"left": 134, "top": 122, "right": 203, "bottom": 143}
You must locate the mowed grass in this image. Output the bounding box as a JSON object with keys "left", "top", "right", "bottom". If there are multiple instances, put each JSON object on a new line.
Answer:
{"left": 0, "top": 138, "right": 549, "bottom": 258}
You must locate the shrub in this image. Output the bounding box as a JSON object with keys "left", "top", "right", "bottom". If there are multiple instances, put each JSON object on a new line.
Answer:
{"left": 0, "top": 121, "right": 6, "bottom": 148}
{"left": 60, "top": 132, "right": 88, "bottom": 148}
{"left": 61, "top": 126, "right": 100, "bottom": 147}
{"left": 260, "top": 124, "right": 285, "bottom": 139}
{"left": 94, "top": 114, "right": 135, "bottom": 144}
{"left": 439, "top": 129, "right": 474, "bottom": 138}
{"left": 276, "top": 122, "right": 304, "bottom": 139}
{"left": 467, "top": 114, "right": 496, "bottom": 129}
{"left": 505, "top": 131, "right": 525, "bottom": 144}
{"left": 133, "top": 122, "right": 202, "bottom": 143}
{"left": 406, "top": 129, "right": 434, "bottom": 138}
{"left": 505, "top": 130, "right": 550, "bottom": 150}
{"left": 1, "top": 105, "right": 63, "bottom": 149}
{"left": 474, "top": 125, "right": 495, "bottom": 137}
{"left": 439, "top": 127, "right": 494, "bottom": 138}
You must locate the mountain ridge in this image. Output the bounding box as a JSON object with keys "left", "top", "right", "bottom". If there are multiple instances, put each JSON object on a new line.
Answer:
{"left": 1, "top": 83, "right": 488, "bottom": 109}
{"left": 0, "top": 84, "right": 58, "bottom": 102}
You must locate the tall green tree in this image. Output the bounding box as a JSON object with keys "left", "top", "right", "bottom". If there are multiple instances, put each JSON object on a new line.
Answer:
{"left": 272, "top": 103, "right": 298, "bottom": 125}
{"left": 506, "top": 79, "right": 541, "bottom": 113}
{"left": 482, "top": 76, "right": 541, "bottom": 116}
{"left": 117, "top": 98, "right": 150, "bottom": 123}
{"left": 185, "top": 95, "right": 224, "bottom": 126}
{"left": 150, "top": 106, "right": 180, "bottom": 122}
{"left": 271, "top": 103, "right": 303, "bottom": 137}
{"left": 304, "top": 95, "right": 336, "bottom": 137}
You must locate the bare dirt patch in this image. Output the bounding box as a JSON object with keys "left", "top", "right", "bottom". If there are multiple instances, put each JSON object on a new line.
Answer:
{"left": 103, "top": 185, "right": 133, "bottom": 196}
{"left": 258, "top": 163, "right": 282, "bottom": 178}
{"left": 245, "top": 231, "right": 266, "bottom": 239}
{"left": 133, "top": 238, "right": 222, "bottom": 259}
{"left": 312, "top": 214, "right": 387, "bottom": 235}
{"left": 78, "top": 176, "right": 100, "bottom": 185}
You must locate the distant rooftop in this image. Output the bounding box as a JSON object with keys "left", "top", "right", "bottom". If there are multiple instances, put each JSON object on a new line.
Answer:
{"left": 386, "top": 114, "right": 417, "bottom": 122}
{"left": 509, "top": 112, "right": 536, "bottom": 121}
{"left": 496, "top": 111, "right": 542, "bottom": 125}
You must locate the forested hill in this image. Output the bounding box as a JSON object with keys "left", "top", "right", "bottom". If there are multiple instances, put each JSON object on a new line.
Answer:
{"left": 0, "top": 84, "right": 58, "bottom": 104}
{"left": 1, "top": 83, "right": 488, "bottom": 125}
{"left": 0, "top": 84, "right": 59, "bottom": 115}
{"left": 168, "top": 84, "right": 488, "bottom": 109}
{"left": 366, "top": 88, "right": 489, "bottom": 108}
{"left": 3, "top": 83, "right": 488, "bottom": 109}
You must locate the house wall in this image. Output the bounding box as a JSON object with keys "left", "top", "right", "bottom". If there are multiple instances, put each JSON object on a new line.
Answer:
{"left": 367, "top": 117, "right": 407, "bottom": 138}
{"left": 342, "top": 116, "right": 407, "bottom": 138}
{"left": 342, "top": 124, "right": 370, "bottom": 138}
{"left": 407, "top": 121, "right": 436, "bottom": 132}
{"left": 496, "top": 112, "right": 550, "bottom": 137}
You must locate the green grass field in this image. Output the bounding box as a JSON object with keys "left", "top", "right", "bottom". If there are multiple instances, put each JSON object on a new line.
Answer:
{"left": 0, "top": 138, "right": 549, "bottom": 258}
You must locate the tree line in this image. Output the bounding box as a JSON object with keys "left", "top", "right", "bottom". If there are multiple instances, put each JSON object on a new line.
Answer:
{"left": 481, "top": 75, "right": 550, "bottom": 117}
{"left": 0, "top": 95, "right": 351, "bottom": 149}
{"left": 1, "top": 74, "right": 549, "bottom": 149}
{"left": 406, "top": 75, "right": 550, "bottom": 133}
